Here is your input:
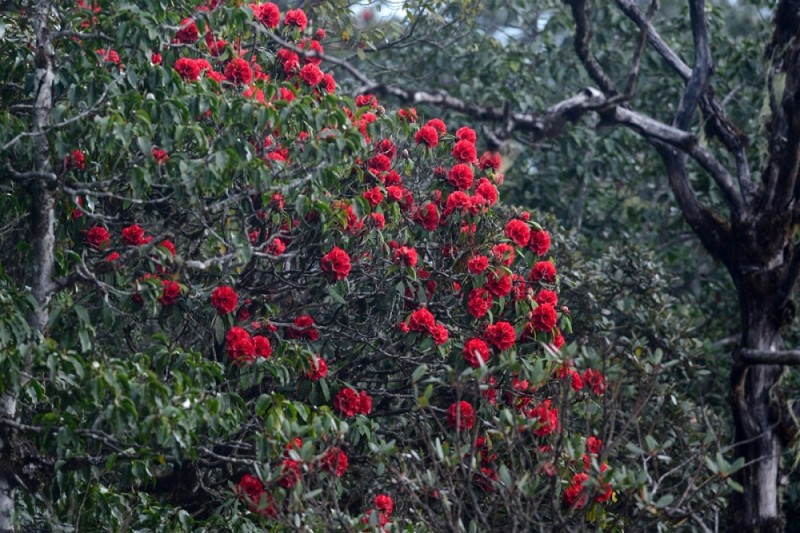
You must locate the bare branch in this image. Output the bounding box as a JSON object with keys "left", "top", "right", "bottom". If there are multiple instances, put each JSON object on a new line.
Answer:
{"left": 741, "top": 349, "right": 800, "bottom": 365}
{"left": 563, "top": 0, "right": 619, "bottom": 95}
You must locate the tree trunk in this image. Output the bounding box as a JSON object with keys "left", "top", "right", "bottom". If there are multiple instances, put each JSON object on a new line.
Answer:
{"left": 728, "top": 274, "right": 784, "bottom": 532}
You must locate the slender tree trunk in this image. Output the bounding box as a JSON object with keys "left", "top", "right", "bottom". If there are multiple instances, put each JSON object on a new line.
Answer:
{"left": 728, "top": 274, "right": 784, "bottom": 532}
{"left": 0, "top": 1, "right": 55, "bottom": 531}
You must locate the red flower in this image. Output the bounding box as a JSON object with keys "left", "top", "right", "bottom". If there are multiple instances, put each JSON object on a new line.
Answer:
{"left": 527, "top": 399, "right": 558, "bottom": 436}
{"left": 535, "top": 289, "right": 558, "bottom": 307}
{"left": 226, "top": 326, "right": 255, "bottom": 364}
{"left": 504, "top": 219, "right": 530, "bottom": 248}
{"left": 564, "top": 472, "right": 589, "bottom": 508}
{"left": 582, "top": 369, "right": 606, "bottom": 395}
{"left": 358, "top": 390, "right": 373, "bottom": 414}
{"left": 224, "top": 58, "right": 252, "bottom": 85}
{"left": 306, "top": 355, "right": 328, "bottom": 380}
{"left": 369, "top": 212, "right": 385, "bottom": 229}
{"left": 456, "top": 126, "right": 477, "bottom": 143}
{"left": 211, "top": 285, "right": 238, "bottom": 314}
{"left": 528, "top": 229, "right": 551, "bottom": 256}
{"left": 475, "top": 178, "right": 498, "bottom": 205}
{"left": 425, "top": 118, "right": 446, "bottom": 134}
{"left": 393, "top": 246, "right": 418, "bottom": 267}
{"left": 414, "top": 203, "right": 440, "bottom": 231}
{"left": 479, "top": 151, "right": 502, "bottom": 171}
{"left": 467, "top": 288, "right": 492, "bottom": 319}
{"left": 334, "top": 387, "right": 361, "bottom": 417}
{"left": 367, "top": 153, "right": 391, "bottom": 174}
{"left": 448, "top": 163, "right": 474, "bottom": 190}
{"left": 489, "top": 244, "right": 513, "bottom": 266}
{"left": 86, "top": 226, "right": 110, "bottom": 249}
{"left": 250, "top": 2, "right": 280, "bottom": 28}
{"left": 431, "top": 323, "right": 449, "bottom": 345}
{"left": 299, "top": 63, "right": 323, "bottom": 86}
{"left": 362, "top": 186, "right": 384, "bottom": 207}
{"left": 299, "top": 38, "right": 323, "bottom": 65}
{"left": 278, "top": 459, "right": 302, "bottom": 488}
{"left": 486, "top": 270, "right": 512, "bottom": 298}
{"left": 175, "top": 18, "right": 199, "bottom": 44}
{"left": 530, "top": 261, "right": 557, "bottom": 284}
{"left": 289, "top": 314, "right": 320, "bottom": 341}
{"left": 150, "top": 51, "right": 162, "bottom": 65}
{"left": 266, "top": 238, "right": 286, "bottom": 256}
{"left": 586, "top": 436, "right": 603, "bottom": 455}
{"left": 320, "top": 447, "right": 348, "bottom": 477}
{"left": 253, "top": 335, "right": 272, "bottom": 358}
{"left": 447, "top": 401, "right": 475, "bottom": 431}
{"left": 530, "top": 304, "right": 557, "bottom": 331}
{"left": 159, "top": 280, "right": 181, "bottom": 306}
{"left": 174, "top": 57, "right": 202, "bottom": 81}
{"left": 398, "top": 107, "right": 418, "bottom": 122}
{"left": 375, "top": 494, "right": 394, "bottom": 515}
{"left": 66, "top": 149, "right": 86, "bottom": 171}
{"left": 322, "top": 73, "right": 336, "bottom": 93}
{"left": 408, "top": 307, "right": 435, "bottom": 333}
{"left": 374, "top": 138, "right": 396, "bottom": 158}
{"left": 284, "top": 8, "right": 308, "bottom": 30}
{"left": 121, "top": 224, "right": 147, "bottom": 246}
{"left": 105, "top": 252, "right": 120, "bottom": 262}
{"left": 467, "top": 255, "right": 489, "bottom": 274}
{"left": 151, "top": 147, "right": 168, "bottom": 164}
{"left": 463, "top": 337, "right": 490, "bottom": 367}
{"left": 484, "top": 321, "right": 516, "bottom": 351}
{"left": 414, "top": 125, "right": 439, "bottom": 148}
{"left": 452, "top": 140, "right": 477, "bottom": 164}
{"left": 321, "top": 246, "right": 351, "bottom": 281}
{"left": 356, "top": 94, "right": 378, "bottom": 108}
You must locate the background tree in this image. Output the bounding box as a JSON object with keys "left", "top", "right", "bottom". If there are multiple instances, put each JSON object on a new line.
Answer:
{"left": 321, "top": 0, "right": 800, "bottom": 530}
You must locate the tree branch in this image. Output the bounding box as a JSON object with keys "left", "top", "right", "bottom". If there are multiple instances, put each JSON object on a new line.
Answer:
{"left": 563, "top": 0, "right": 619, "bottom": 95}
{"left": 741, "top": 349, "right": 800, "bottom": 365}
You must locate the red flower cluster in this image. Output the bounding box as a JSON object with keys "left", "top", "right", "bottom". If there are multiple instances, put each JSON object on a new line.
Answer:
{"left": 175, "top": 18, "right": 199, "bottom": 44}
{"left": 414, "top": 125, "right": 439, "bottom": 148}
{"left": 333, "top": 387, "right": 372, "bottom": 417}
{"left": 583, "top": 369, "right": 606, "bottom": 395}
{"left": 448, "top": 163, "right": 474, "bottom": 190}
{"left": 484, "top": 321, "right": 516, "bottom": 351}
{"left": 224, "top": 58, "right": 252, "bottom": 85}
{"left": 447, "top": 400, "right": 475, "bottom": 431}
{"left": 235, "top": 474, "right": 276, "bottom": 517}
{"left": 527, "top": 399, "right": 559, "bottom": 436}
{"left": 284, "top": 8, "right": 308, "bottom": 30}
{"left": 393, "top": 246, "right": 418, "bottom": 267}
{"left": 306, "top": 355, "right": 328, "bottom": 381}
{"left": 529, "top": 229, "right": 551, "bottom": 256}
{"left": 289, "top": 314, "right": 320, "bottom": 341}
{"left": 158, "top": 280, "right": 181, "bottom": 306}
{"left": 151, "top": 147, "right": 168, "bottom": 164}
{"left": 86, "top": 226, "right": 110, "bottom": 249}
{"left": 250, "top": 2, "right": 280, "bottom": 28}
{"left": 530, "top": 304, "right": 558, "bottom": 331}
{"left": 463, "top": 337, "right": 490, "bottom": 367}
{"left": 530, "top": 261, "right": 557, "bottom": 284}
{"left": 226, "top": 326, "right": 255, "bottom": 363}
{"left": 504, "top": 219, "right": 531, "bottom": 248}
{"left": 65, "top": 149, "right": 86, "bottom": 171}
{"left": 121, "top": 224, "right": 149, "bottom": 246}
{"left": 363, "top": 494, "right": 394, "bottom": 528}
{"left": 321, "top": 246, "right": 351, "bottom": 281}
{"left": 467, "top": 288, "right": 491, "bottom": 318}
{"left": 211, "top": 285, "right": 238, "bottom": 314}
{"left": 319, "top": 447, "right": 348, "bottom": 477}
{"left": 407, "top": 307, "right": 449, "bottom": 345}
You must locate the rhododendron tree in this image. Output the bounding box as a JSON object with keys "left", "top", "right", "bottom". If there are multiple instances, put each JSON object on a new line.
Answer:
{"left": 0, "top": 2, "right": 613, "bottom": 531}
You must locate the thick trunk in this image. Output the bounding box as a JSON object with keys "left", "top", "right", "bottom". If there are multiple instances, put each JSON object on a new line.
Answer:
{"left": 728, "top": 279, "right": 784, "bottom": 532}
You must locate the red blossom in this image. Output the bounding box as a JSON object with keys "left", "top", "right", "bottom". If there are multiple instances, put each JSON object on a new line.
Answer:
{"left": 414, "top": 125, "right": 439, "bottom": 148}
{"left": 393, "top": 246, "right": 418, "bottom": 267}
{"left": 528, "top": 229, "right": 551, "bottom": 256}
{"left": 530, "top": 304, "right": 557, "bottom": 331}
{"left": 299, "top": 63, "right": 323, "bottom": 86}
{"left": 448, "top": 163, "right": 474, "bottom": 190}
{"left": 175, "top": 18, "right": 199, "bottom": 44}
{"left": 289, "top": 314, "right": 320, "bottom": 341}
{"left": 224, "top": 58, "right": 252, "bottom": 85}
{"left": 151, "top": 147, "right": 168, "bottom": 164}
{"left": 121, "top": 224, "right": 147, "bottom": 246}
{"left": 362, "top": 186, "right": 384, "bottom": 207}
{"left": 86, "top": 226, "right": 110, "bottom": 249}
{"left": 527, "top": 399, "right": 559, "bottom": 436}
{"left": 250, "top": 2, "right": 280, "bottom": 28}
{"left": 398, "top": 107, "right": 418, "bottom": 122}
{"left": 226, "top": 326, "right": 255, "bottom": 364}
{"left": 484, "top": 321, "right": 516, "bottom": 351}
{"left": 284, "top": 8, "right": 308, "bottom": 30}
{"left": 535, "top": 289, "right": 558, "bottom": 307}
{"left": 504, "top": 219, "right": 531, "bottom": 248}
{"left": 530, "top": 261, "right": 557, "bottom": 284}
{"left": 430, "top": 323, "right": 449, "bottom": 345}
{"left": 306, "top": 355, "right": 328, "bottom": 380}
{"left": 408, "top": 307, "right": 435, "bottom": 333}
{"left": 486, "top": 270, "right": 512, "bottom": 298}
{"left": 583, "top": 369, "right": 606, "bottom": 395}
{"left": 447, "top": 400, "right": 475, "bottom": 431}
{"left": 463, "top": 337, "right": 490, "bottom": 367}
{"left": 334, "top": 387, "right": 360, "bottom": 417}
{"left": 467, "top": 255, "right": 489, "bottom": 274}
{"left": 253, "top": 335, "right": 272, "bottom": 358}
{"left": 278, "top": 459, "right": 302, "bottom": 488}
{"left": 479, "top": 151, "right": 502, "bottom": 171}
{"left": 475, "top": 178, "right": 498, "bottom": 205}
{"left": 425, "top": 118, "right": 446, "bottom": 134}
{"left": 320, "top": 447, "right": 348, "bottom": 477}
{"left": 467, "top": 288, "right": 492, "bottom": 319}
{"left": 563, "top": 472, "right": 590, "bottom": 508}
{"left": 321, "top": 246, "right": 352, "bottom": 281}
{"left": 158, "top": 280, "right": 181, "bottom": 306}
{"left": 211, "top": 285, "right": 238, "bottom": 315}
{"left": 452, "top": 140, "right": 477, "bottom": 163}
{"left": 414, "top": 203, "right": 440, "bottom": 231}
{"left": 456, "top": 126, "right": 477, "bottom": 143}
